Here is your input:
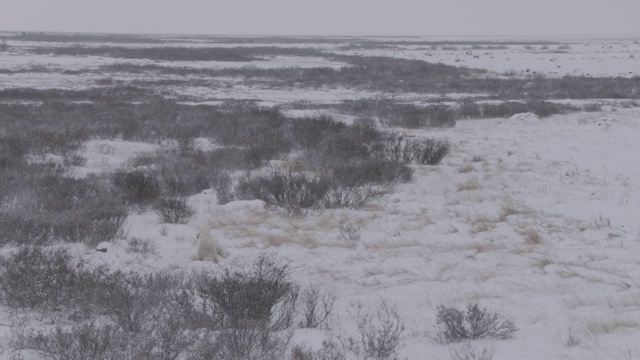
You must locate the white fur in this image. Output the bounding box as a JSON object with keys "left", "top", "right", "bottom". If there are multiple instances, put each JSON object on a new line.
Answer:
{"left": 196, "top": 227, "right": 227, "bottom": 262}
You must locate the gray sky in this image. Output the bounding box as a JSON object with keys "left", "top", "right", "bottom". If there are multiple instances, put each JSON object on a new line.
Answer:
{"left": 2, "top": 0, "right": 639, "bottom": 37}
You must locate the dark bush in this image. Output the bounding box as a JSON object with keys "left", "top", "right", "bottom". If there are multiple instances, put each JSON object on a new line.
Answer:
{"left": 0, "top": 246, "right": 80, "bottom": 315}
{"left": 21, "top": 323, "right": 127, "bottom": 360}
{"left": 113, "top": 169, "right": 162, "bottom": 206}
{"left": 414, "top": 138, "right": 450, "bottom": 165}
{"left": 0, "top": 212, "right": 52, "bottom": 246}
{"left": 322, "top": 123, "right": 386, "bottom": 158}
{"left": 95, "top": 271, "right": 177, "bottom": 333}
{"left": 371, "top": 134, "right": 416, "bottom": 164}
{"left": 143, "top": 150, "right": 234, "bottom": 197}
{"left": 299, "top": 286, "right": 335, "bottom": 329}
{"left": 18, "top": 318, "right": 194, "bottom": 360}
{"left": 236, "top": 170, "right": 328, "bottom": 210}
{"left": 0, "top": 173, "right": 127, "bottom": 245}
{"left": 291, "top": 115, "right": 347, "bottom": 149}
{"left": 332, "top": 160, "right": 413, "bottom": 187}
{"left": 211, "top": 326, "right": 291, "bottom": 360}
{"left": 436, "top": 303, "right": 518, "bottom": 343}
{"left": 458, "top": 101, "right": 578, "bottom": 119}
{"left": 348, "top": 300, "right": 405, "bottom": 359}
{"left": 193, "top": 255, "right": 298, "bottom": 331}
{"left": 435, "top": 305, "right": 468, "bottom": 343}
{"left": 51, "top": 205, "right": 127, "bottom": 245}
{"left": 321, "top": 184, "right": 389, "bottom": 210}
{"left": 154, "top": 196, "right": 194, "bottom": 224}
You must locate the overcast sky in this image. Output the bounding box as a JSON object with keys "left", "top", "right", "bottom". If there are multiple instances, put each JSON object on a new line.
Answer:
{"left": 2, "top": 0, "right": 639, "bottom": 37}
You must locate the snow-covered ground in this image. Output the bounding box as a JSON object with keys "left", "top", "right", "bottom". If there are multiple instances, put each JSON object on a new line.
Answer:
{"left": 2, "top": 36, "right": 640, "bottom": 359}
{"left": 17, "top": 108, "right": 635, "bottom": 360}
{"left": 334, "top": 41, "right": 640, "bottom": 78}
{"left": 0, "top": 52, "right": 347, "bottom": 73}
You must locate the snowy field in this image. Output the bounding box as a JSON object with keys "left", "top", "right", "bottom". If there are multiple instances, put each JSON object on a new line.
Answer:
{"left": 1, "top": 34, "right": 640, "bottom": 359}
{"left": 50, "top": 108, "right": 640, "bottom": 360}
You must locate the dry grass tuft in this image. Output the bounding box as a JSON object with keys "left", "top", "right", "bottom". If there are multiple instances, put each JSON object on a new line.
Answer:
{"left": 468, "top": 214, "right": 498, "bottom": 234}
{"left": 457, "top": 164, "right": 475, "bottom": 173}
{"left": 519, "top": 228, "right": 543, "bottom": 245}
{"left": 534, "top": 257, "right": 553, "bottom": 271}
{"left": 583, "top": 315, "right": 640, "bottom": 337}
{"left": 456, "top": 178, "right": 481, "bottom": 192}
{"left": 498, "top": 200, "right": 533, "bottom": 222}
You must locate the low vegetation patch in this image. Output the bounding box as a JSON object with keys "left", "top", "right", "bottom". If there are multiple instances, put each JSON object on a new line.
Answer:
{"left": 436, "top": 303, "right": 518, "bottom": 343}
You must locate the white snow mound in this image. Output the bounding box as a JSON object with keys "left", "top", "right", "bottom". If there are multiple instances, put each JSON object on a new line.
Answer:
{"left": 509, "top": 112, "right": 540, "bottom": 122}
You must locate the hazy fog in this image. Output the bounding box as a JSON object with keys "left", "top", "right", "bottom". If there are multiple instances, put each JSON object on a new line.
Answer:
{"left": 1, "top": 0, "right": 639, "bottom": 36}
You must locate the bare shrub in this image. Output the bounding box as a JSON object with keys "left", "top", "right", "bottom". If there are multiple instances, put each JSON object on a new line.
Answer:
{"left": 345, "top": 100, "right": 456, "bottom": 128}
{"left": 290, "top": 340, "right": 346, "bottom": 360}
{"left": 0, "top": 174, "right": 127, "bottom": 245}
{"left": 16, "top": 316, "right": 194, "bottom": 360}
{"left": 113, "top": 169, "right": 162, "bottom": 206}
{"left": 332, "top": 160, "right": 413, "bottom": 187}
{"left": 18, "top": 323, "right": 127, "bottom": 360}
{"left": 347, "top": 300, "right": 405, "bottom": 359}
{"left": 307, "top": 123, "right": 385, "bottom": 166}
{"left": 142, "top": 150, "right": 235, "bottom": 197}
{"left": 154, "top": 196, "right": 194, "bottom": 224}
{"left": 337, "top": 221, "right": 362, "bottom": 247}
{"left": 126, "top": 237, "right": 157, "bottom": 255}
{"left": 436, "top": 305, "right": 468, "bottom": 343}
{"left": 0, "top": 246, "right": 80, "bottom": 317}
{"left": 133, "top": 309, "right": 195, "bottom": 360}
{"left": 51, "top": 205, "right": 127, "bottom": 245}
{"left": 322, "top": 185, "right": 388, "bottom": 210}
{"left": 299, "top": 286, "right": 336, "bottom": 329}
{"left": 95, "top": 271, "right": 177, "bottom": 333}
{"left": 449, "top": 341, "right": 495, "bottom": 360}
{"left": 0, "top": 211, "right": 54, "bottom": 246}
{"left": 235, "top": 170, "right": 328, "bottom": 211}
{"left": 436, "top": 303, "right": 518, "bottom": 343}
{"left": 214, "top": 326, "right": 291, "bottom": 360}
{"left": 372, "top": 134, "right": 415, "bottom": 164}
{"left": 194, "top": 255, "right": 299, "bottom": 331}
{"left": 414, "top": 138, "right": 450, "bottom": 165}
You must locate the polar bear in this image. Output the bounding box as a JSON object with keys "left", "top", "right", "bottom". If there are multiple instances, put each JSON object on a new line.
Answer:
{"left": 196, "top": 226, "right": 228, "bottom": 262}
